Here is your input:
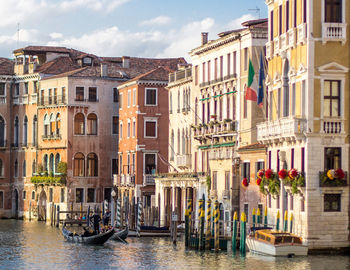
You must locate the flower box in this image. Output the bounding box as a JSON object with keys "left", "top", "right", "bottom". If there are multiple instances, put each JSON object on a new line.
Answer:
{"left": 319, "top": 171, "right": 348, "bottom": 187}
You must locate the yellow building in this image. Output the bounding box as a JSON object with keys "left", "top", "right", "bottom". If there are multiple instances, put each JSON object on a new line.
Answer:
{"left": 258, "top": 0, "right": 350, "bottom": 250}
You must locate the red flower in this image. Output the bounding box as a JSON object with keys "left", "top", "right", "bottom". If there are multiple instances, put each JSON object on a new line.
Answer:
{"left": 257, "top": 169, "right": 265, "bottom": 179}
{"left": 288, "top": 168, "right": 298, "bottom": 179}
{"left": 265, "top": 169, "right": 273, "bottom": 179}
{"left": 278, "top": 169, "right": 288, "bottom": 179}
{"left": 335, "top": 168, "right": 345, "bottom": 180}
{"left": 242, "top": 178, "right": 249, "bottom": 187}
{"left": 256, "top": 178, "right": 262, "bottom": 186}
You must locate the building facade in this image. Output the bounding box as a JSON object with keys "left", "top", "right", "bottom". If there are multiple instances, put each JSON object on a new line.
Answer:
{"left": 258, "top": 0, "right": 350, "bottom": 249}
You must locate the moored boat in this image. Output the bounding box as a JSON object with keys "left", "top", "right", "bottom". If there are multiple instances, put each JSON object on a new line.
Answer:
{"left": 110, "top": 227, "right": 129, "bottom": 241}
{"left": 246, "top": 228, "right": 308, "bottom": 256}
{"left": 62, "top": 226, "right": 115, "bottom": 245}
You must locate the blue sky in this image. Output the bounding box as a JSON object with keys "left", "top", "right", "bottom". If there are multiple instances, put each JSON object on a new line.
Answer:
{"left": 0, "top": 0, "right": 267, "bottom": 61}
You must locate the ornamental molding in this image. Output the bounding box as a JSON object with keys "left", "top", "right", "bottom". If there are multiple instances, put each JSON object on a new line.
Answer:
{"left": 318, "top": 62, "right": 349, "bottom": 74}
{"left": 297, "top": 63, "right": 307, "bottom": 75}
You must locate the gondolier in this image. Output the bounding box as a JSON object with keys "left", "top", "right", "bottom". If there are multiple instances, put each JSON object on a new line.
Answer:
{"left": 91, "top": 210, "right": 101, "bottom": 234}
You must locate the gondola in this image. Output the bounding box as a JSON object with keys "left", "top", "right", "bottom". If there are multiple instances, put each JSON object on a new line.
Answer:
{"left": 62, "top": 226, "right": 115, "bottom": 245}
{"left": 110, "top": 227, "right": 129, "bottom": 241}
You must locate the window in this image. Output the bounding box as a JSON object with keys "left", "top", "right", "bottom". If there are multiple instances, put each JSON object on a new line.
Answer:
{"left": 113, "top": 88, "right": 118, "bottom": 102}
{"left": 145, "top": 120, "right": 156, "bottom": 138}
{"left": 243, "top": 86, "right": 247, "bottom": 119}
{"left": 220, "top": 56, "right": 223, "bottom": 78}
{"left": 0, "top": 191, "right": 3, "bottom": 208}
{"left": 291, "top": 83, "right": 296, "bottom": 116}
{"left": 112, "top": 116, "right": 119, "bottom": 135}
{"left": 212, "top": 171, "right": 217, "bottom": 190}
{"left": 87, "top": 153, "right": 98, "bottom": 177}
{"left": 279, "top": 5, "right": 283, "bottom": 35}
{"left": 170, "top": 130, "right": 174, "bottom": 161}
{"left": 255, "top": 161, "right": 265, "bottom": 178}
{"left": 119, "top": 155, "right": 123, "bottom": 174}
{"left": 32, "top": 191, "right": 35, "bottom": 200}
{"left": 133, "top": 89, "right": 136, "bottom": 106}
{"left": 214, "top": 58, "right": 218, "bottom": 80}
{"left": 127, "top": 121, "right": 130, "bottom": 138}
{"left": 88, "top": 87, "right": 97, "bottom": 102}
{"left": 283, "top": 85, "right": 289, "bottom": 117}
{"left": 87, "top": 188, "right": 95, "bottom": 203}
{"left": 132, "top": 153, "right": 135, "bottom": 174}
{"left": 75, "top": 87, "right": 84, "bottom": 101}
{"left": 43, "top": 154, "right": 48, "bottom": 172}
{"left": 15, "top": 83, "right": 19, "bottom": 96}
{"left": 0, "top": 116, "right": 4, "bottom": 147}
{"left": 62, "top": 87, "right": 66, "bottom": 103}
{"left": 43, "top": 114, "right": 49, "bottom": 138}
{"left": 325, "top": 147, "right": 341, "bottom": 170}
{"left": 49, "top": 188, "right": 53, "bottom": 202}
{"left": 132, "top": 120, "right": 136, "bottom": 137}
{"left": 74, "top": 152, "right": 85, "bottom": 176}
{"left": 119, "top": 93, "right": 123, "bottom": 109}
{"left": 242, "top": 162, "right": 250, "bottom": 181}
{"left": 74, "top": 113, "right": 85, "bottom": 135}
{"left": 53, "top": 88, "right": 57, "bottom": 104}
{"left": 325, "top": 0, "right": 342, "bottom": 23}
{"left": 24, "top": 82, "right": 28, "bottom": 94}
{"left": 303, "top": 0, "right": 307, "bottom": 23}
{"left": 145, "top": 88, "right": 157, "bottom": 105}
{"left": 144, "top": 153, "right": 156, "bottom": 174}
{"left": 23, "top": 160, "right": 26, "bottom": 177}
{"left": 202, "top": 62, "right": 206, "bottom": 82}
{"left": 48, "top": 89, "right": 52, "bottom": 104}
{"left": 324, "top": 194, "right": 341, "bottom": 212}
{"left": 286, "top": 0, "right": 290, "bottom": 32}
{"left": 104, "top": 188, "right": 112, "bottom": 203}
{"left": 169, "top": 92, "right": 173, "bottom": 113}
{"left": 23, "top": 191, "right": 26, "bottom": 199}
{"left": 60, "top": 188, "right": 65, "bottom": 203}
{"left": 225, "top": 171, "right": 230, "bottom": 190}
{"left": 87, "top": 113, "right": 97, "bottom": 135}
{"left": 55, "top": 154, "right": 60, "bottom": 173}
{"left": 23, "top": 116, "right": 28, "bottom": 146}
{"left": 49, "top": 154, "right": 54, "bottom": 174}
{"left": 127, "top": 90, "right": 131, "bottom": 107}
{"left": 0, "top": 83, "right": 5, "bottom": 96}
{"left": 278, "top": 88, "right": 282, "bottom": 118}
{"left": 0, "top": 159, "right": 3, "bottom": 176}
{"left": 32, "top": 159, "right": 36, "bottom": 176}
{"left": 76, "top": 188, "right": 84, "bottom": 203}
{"left": 244, "top": 48, "right": 248, "bottom": 71}
{"left": 56, "top": 113, "right": 61, "bottom": 136}
{"left": 112, "top": 158, "right": 118, "bottom": 175}
{"left": 120, "top": 122, "right": 123, "bottom": 138}
{"left": 194, "top": 65, "right": 198, "bottom": 85}
{"left": 294, "top": 0, "right": 297, "bottom": 27}
{"left": 14, "top": 116, "right": 19, "bottom": 147}
{"left": 227, "top": 54, "right": 231, "bottom": 76}
{"left": 14, "top": 159, "right": 18, "bottom": 177}
{"left": 49, "top": 113, "right": 55, "bottom": 136}
{"left": 324, "top": 80, "right": 340, "bottom": 117}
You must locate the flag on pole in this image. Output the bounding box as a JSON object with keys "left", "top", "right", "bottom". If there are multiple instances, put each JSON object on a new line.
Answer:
{"left": 257, "top": 54, "right": 265, "bottom": 108}
{"left": 245, "top": 59, "right": 258, "bottom": 102}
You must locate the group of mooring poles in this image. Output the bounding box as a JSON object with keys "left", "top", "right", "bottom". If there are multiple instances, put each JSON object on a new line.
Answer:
{"left": 185, "top": 198, "right": 222, "bottom": 252}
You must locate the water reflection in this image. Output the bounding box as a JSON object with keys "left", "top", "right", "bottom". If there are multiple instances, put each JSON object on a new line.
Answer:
{"left": 0, "top": 220, "right": 348, "bottom": 270}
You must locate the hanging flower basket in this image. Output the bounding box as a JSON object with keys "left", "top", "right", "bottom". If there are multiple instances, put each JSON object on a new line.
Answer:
{"left": 265, "top": 169, "right": 273, "bottom": 179}
{"left": 288, "top": 168, "right": 298, "bottom": 179}
{"left": 278, "top": 169, "right": 288, "bottom": 180}
{"left": 242, "top": 178, "right": 249, "bottom": 188}
{"left": 256, "top": 178, "right": 262, "bottom": 186}
{"left": 320, "top": 169, "right": 348, "bottom": 187}
{"left": 257, "top": 169, "right": 265, "bottom": 179}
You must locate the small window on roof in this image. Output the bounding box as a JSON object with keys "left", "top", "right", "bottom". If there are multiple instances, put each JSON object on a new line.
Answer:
{"left": 83, "top": 57, "right": 92, "bottom": 64}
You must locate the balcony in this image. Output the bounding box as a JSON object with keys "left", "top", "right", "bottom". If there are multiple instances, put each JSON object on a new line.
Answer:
{"left": 193, "top": 120, "right": 238, "bottom": 141}
{"left": 257, "top": 117, "right": 307, "bottom": 143}
{"left": 222, "top": 190, "right": 230, "bottom": 199}
{"left": 0, "top": 140, "right": 7, "bottom": 149}
{"left": 321, "top": 119, "right": 344, "bottom": 135}
{"left": 42, "top": 133, "right": 62, "bottom": 140}
{"left": 143, "top": 174, "right": 155, "bottom": 186}
{"left": 297, "top": 23, "right": 307, "bottom": 45}
{"left": 30, "top": 93, "right": 37, "bottom": 104}
{"left": 265, "top": 41, "right": 274, "bottom": 60}
{"left": 209, "top": 149, "right": 233, "bottom": 160}
{"left": 22, "top": 95, "right": 28, "bottom": 104}
{"left": 176, "top": 154, "right": 191, "bottom": 168}
{"left": 288, "top": 28, "right": 296, "bottom": 48}
{"left": 322, "top": 23, "right": 347, "bottom": 45}
{"left": 169, "top": 67, "right": 192, "bottom": 84}
{"left": 39, "top": 95, "right": 66, "bottom": 106}
{"left": 280, "top": 33, "right": 288, "bottom": 52}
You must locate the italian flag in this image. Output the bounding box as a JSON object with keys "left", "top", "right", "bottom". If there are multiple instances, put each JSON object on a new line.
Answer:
{"left": 245, "top": 59, "right": 258, "bottom": 102}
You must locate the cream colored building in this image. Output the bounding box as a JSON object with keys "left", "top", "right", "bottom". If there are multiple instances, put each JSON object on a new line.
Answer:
{"left": 258, "top": 0, "right": 350, "bottom": 250}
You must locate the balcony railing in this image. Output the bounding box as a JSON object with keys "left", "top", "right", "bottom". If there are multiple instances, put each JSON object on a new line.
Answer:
{"left": 322, "top": 23, "right": 347, "bottom": 44}
{"left": 144, "top": 174, "right": 155, "bottom": 186}
{"left": 257, "top": 117, "right": 307, "bottom": 143}
{"left": 266, "top": 41, "right": 274, "bottom": 59}
{"left": 288, "top": 28, "right": 296, "bottom": 48}
{"left": 319, "top": 171, "right": 348, "bottom": 187}
{"left": 297, "top": 23, "right": 307, "bottom": 45}
{"left": 42, "top": 133, "right": 62, "bottom": 140}
{"left": 193, "top": 120, "right": 238, "bottom": 139}
{"left": 30, "top": 93, "right": 37, "bottom": 104}
{"left": 321, "top": 119, "right": 344, "bottom": 134}
{"left": 169, "top": 67, "right": 192, "bottom": 83}
{"left": 176, "top": 154, "right": 191, "bottom": 168}
{"left": 209, "top": 149, "right": 233, "bottom": 160}
{"left": 39, "top": 95, "right": 66, "bottom": 106}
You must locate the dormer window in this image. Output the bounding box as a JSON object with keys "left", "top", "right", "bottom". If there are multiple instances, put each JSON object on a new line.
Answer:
{"left": 83, "top": 57, "right": 92, "bottom": 65}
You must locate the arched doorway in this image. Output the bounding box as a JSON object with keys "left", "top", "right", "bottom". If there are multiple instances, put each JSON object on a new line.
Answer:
{"left": 38, "top": 190, "right": 47, "bottom": 221}
{"left": 12, "top": 189, "right": 19, "bottom": 218}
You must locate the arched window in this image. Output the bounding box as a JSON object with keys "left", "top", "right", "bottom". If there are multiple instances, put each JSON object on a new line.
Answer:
{"left": 0, "top": 159, "right": 3, "bottom": 176}
{"left": 56, "top": 113, "right": 61, "bottom": 136}
{"left": 74, "top": 113, "right": 85, "bottom": 135}
{"left": 74, "top": 152, "right": 85, "bottom": 176}
{"left": 23, "top": 116, "right": 28, "bottom": 146}
{"left": 23, "top": 160, "right": 26, "bottom": 177}
{"left": 14, "top": 116, "right": 19, "bottom": 147}
{"left": 0, "top": 116, "right": 5, "bottom": 147}
{"left": 44, "top": 114, "right": 49, "bottom": 138}
{"left": 177, "top": 129, "right": 180, "bottom": 154}
{"left": 49, "top": 153, "right": 54, "bottom": 173}
{"left": 87, "top": 153, "right": 98, "bottom": 177}
{"left": 33, "top": 115, "right": 37, "bottom": 146}
{"left": 32, "top": 159, "right": 36, "bottom": 176}
{"left": 43, "top": 154, "right": 48, "bottom": 172}
{"left": 49, "top": 113, "right": 55, "bottom": 136}
{"left": 170, "top": 130, "right": 174, "bottom": 161}
{"left": 55, "top": 153, "right": 60, "bottom": 173}
{"left": 14, "top": 159, "right": 18, "bottom": 177}
{"left": 87, "top": 113, "right": 97, "bottom": 135}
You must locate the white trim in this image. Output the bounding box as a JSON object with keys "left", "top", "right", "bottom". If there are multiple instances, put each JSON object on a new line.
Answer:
{"left": 127, "top": 89, "right": 131, "bottom": 108}
{"left": 132, "top": 88, "right": 136, "bottom": 107}
{"left": 144, "top": 87, "right": 158, "bottom": 106}
{"left": 144, "top": 118, "right": 157, "bottom": 138}
{"left": 75, "top": 85, "right": 85, "bottom": 101}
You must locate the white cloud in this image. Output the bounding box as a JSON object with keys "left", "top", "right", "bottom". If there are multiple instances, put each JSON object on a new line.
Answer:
{"left": 50, "top": 32, "right": 63, "bottom": 40}
{"left": 59, "top": 0, "right": 130, "bottom": 13}
{"left": 140, "top": 16, "right": 171, "bottom": 26}
{"left": 226, "top": 13, "right": 258, "bottom": 30}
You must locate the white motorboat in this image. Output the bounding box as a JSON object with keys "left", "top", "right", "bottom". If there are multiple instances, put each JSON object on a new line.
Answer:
{"left": 246, "top": 228, "right": 308, "bottom": 257}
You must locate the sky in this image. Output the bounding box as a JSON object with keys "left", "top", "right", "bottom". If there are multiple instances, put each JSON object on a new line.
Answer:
{"left": 0, "top": 0, "right": 267, "bottom": 61}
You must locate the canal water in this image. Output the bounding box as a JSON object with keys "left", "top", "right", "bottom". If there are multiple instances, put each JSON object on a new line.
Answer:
{"left": 0, "top": 220, "right": 349, "bottom": 270}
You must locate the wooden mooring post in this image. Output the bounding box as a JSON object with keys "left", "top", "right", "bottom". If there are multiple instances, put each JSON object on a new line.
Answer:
{"left": 56, "top": 205, "right": 60, "bottom": 227}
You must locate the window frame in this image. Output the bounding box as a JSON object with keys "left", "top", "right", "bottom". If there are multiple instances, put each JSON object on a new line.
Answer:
{"left": 144, "top": 88, "right": 158, "bottom": 106}
{"left": 112, "top": 116, "right": 119, "bottom": 135}
{"left": 75, "top": 86, "right": 84, "bottom": 101}
{"left": 324, "top": 193, "right": 341, "bottom": 212}
{"left": 75, "top": 188, "right": 84, "bottom": 203}
{"left": 88, "top": 87, "right": 98, "bottom": 102}
{"left": 144, "top": 118, "right": 157, "bottom": 138}
{"left": 323, "top": 80, "right": 341, "bottom": 118}
{"left": 113, "top": 88, "right": 119, "bottom": 103}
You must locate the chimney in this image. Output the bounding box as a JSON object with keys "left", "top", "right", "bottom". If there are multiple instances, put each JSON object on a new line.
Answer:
{"left": 201, "top": 32, "right": 208, "bottom": 45}
{"left": 101, "top": 63, "right": 107, "bottom": 77}
{"left": 122, "top": 56, "right": 130, "bottom": 69}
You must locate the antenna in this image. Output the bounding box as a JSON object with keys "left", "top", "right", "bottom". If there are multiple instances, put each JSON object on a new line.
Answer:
{"left": 248, "top": 6, "right": 261, "bottom": 19}
{"left": 17, "top": 23, "right": 20, "bottom": 48}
